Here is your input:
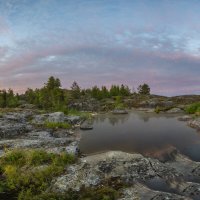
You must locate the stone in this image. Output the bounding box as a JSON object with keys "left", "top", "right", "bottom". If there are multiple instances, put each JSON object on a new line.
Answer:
{"left": 112, "top": 109, "right": 128, "bottom": 114}
{"left": 178, "top": 115, "right": 193, "bottom": 121}
{"left": 188, "top": 118, "right": 200, "bottom": 130}
{"left": 80, "top": 120, "right": 93, "bottom": 130}
{"left": 66, "top": 141, "right": 80, "bottom": 155}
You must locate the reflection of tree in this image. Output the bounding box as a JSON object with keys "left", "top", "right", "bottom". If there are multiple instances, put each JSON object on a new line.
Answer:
{"left": 109, "top": 116, "right": 119, "bottom": 126}
{"left": 119, "top": 114, "right": 129, "bottom": 124}
{"left": 138, "top": 114, "right": 150, "bottom": 122}
{"left": 99, "top": 116, "right": 106, "bottom": 123}
{"left": 108, "top": 114, "right": 129, "bottom": 126}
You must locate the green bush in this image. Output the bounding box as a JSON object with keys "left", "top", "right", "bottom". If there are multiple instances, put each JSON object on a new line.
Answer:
{"left": 114, "top": 96, "right": 125, "bottom": 110}
{"left": 185, "top": 102, "right": 200, "bottom": 114}
{"left": 154, "top": 107, "right": 160, "bottom": 114}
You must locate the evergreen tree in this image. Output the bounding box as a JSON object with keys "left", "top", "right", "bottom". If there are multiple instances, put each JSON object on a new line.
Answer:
{"left": 91, "top": 86, "right": 102, "bottom": 100}
{"left": 110, "top": 85, "right": 120, "bottom": 96}
{"left": 101, "top": 86, "right": 110, "bottom": 98}
{"left": 71, "top": 81, "right": 81, "bottom": 99}
{"left": 120, "top": 84, "right": 131, "bottom": 96}
{"left": 137, "top": 83, "right": 150, "bottom": 95}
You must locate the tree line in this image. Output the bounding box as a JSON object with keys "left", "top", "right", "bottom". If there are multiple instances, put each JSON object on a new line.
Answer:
{"left": 0, "top": 76, "right": 150, "bottom": 110}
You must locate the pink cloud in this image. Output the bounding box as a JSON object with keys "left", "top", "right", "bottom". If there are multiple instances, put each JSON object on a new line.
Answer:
{"left": 0, "top": 44, "right": 199, "bottom": 96}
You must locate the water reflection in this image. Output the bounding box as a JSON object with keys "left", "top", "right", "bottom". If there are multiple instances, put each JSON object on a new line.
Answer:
{"left": 79, "top": 111, "right": 200, "bottom": 161}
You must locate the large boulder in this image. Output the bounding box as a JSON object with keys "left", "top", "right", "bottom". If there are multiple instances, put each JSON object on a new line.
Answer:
{"left": 65, "top": 141, "right": 80, "bottom": 155}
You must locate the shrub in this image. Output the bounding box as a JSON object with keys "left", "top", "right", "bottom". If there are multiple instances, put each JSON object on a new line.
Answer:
{"left": 114, "top": 96, "right": 126, "bottom": 110}
{"left": 154, "top": 107, "right": 160, "bottom": 114}
{"left": 0, "top": 149, "right": 75, "bottom": 199}
{"left": 185, "top": 102, "right": 200, "bottom": 114}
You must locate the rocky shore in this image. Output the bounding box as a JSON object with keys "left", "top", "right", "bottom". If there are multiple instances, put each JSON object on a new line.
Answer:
{"left": 0, "top": 95, "right": 200, "bottom": 199}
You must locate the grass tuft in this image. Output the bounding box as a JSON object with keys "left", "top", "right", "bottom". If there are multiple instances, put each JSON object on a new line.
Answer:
{"left": 44, "top": 121, "right": 72, "bottom": 129}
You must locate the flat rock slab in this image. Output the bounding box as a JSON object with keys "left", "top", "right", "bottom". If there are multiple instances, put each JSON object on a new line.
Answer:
{"left": 52, "top": 151, "right": 181, "bottom": 192}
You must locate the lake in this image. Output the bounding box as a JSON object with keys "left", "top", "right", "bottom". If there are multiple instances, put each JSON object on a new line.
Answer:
{"left": 79, "top": 111, "right": 200, "bottom": 161}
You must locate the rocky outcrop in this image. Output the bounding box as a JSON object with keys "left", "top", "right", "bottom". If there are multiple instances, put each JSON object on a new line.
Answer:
{"left": 32, "top": 112, "right": 65, "bottom": 124}
{"left": 68, "top": 98, "right": 100, "bottom": 111}
{"left": 32, "top": 112, "right": 82, "bottom": 125}
{"left": 137, "top": 99, "right": 175, "bottom": 109}
{"left": 166, "top": 108, "right": 184, "bottom": 114}
{"left": 52, "top": 151, "right": 200, "bottom": 199}
{"left": 0, "top": 110, "right": 81, "bottom": 156}
{"left": 0, "top": 114, "right": 33, "bottom": 138}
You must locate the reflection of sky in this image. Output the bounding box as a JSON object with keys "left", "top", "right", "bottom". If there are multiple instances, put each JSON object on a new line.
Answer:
{"left": 0, "top": 0, "right": 200, "bottom": 95}
{"left": 80, "top": 112, "right": 200, "bottom": 160}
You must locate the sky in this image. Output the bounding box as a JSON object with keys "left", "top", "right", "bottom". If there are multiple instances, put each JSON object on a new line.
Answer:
{"left": 0, "top": 0, "right": 199, "bottom": 96}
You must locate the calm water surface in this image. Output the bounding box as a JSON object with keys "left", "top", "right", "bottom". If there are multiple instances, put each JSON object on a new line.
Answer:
{"left": 79, "top": 111, "right": 200, "bottom": 161}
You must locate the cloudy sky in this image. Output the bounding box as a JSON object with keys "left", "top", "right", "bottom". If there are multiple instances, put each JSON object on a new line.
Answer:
{"left": 0, "top": 0, "right": 199, "bottom": 96}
